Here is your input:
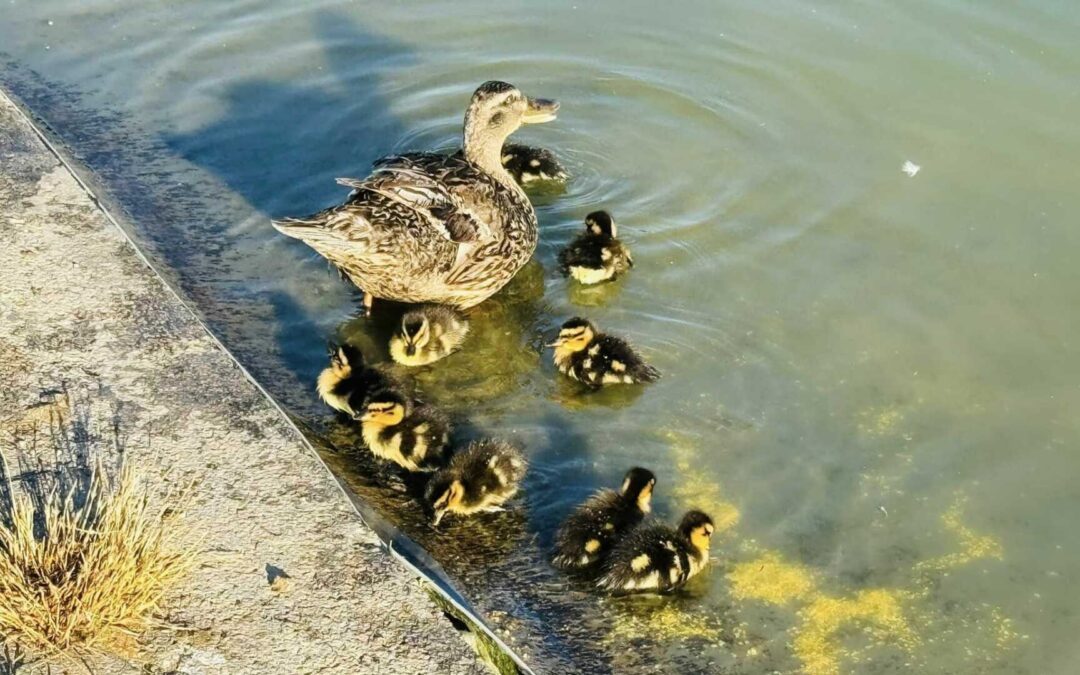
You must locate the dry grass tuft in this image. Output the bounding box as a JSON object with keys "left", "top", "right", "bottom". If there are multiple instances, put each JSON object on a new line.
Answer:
{"left": 0, "top": 461, "right": 193, "bottom": 664}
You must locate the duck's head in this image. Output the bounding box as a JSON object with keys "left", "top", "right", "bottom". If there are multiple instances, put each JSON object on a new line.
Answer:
{"left": 357, "top": 389, "right": 408, "bottom": 425}
{"left": 426, "top": 477, "right": 465, "bottom": 527}
{"left": 585, "top": 211, "right": 617, "bottom": 238}
{"left": 678, "top": 510, "right": 715, "bottom": 553}
{"left": 464, "top": 81, "right": 559, "bottom": 173}
{"left": 620, "top": 467, "right": 656, "bottom": 513}
{"left": 546, "top": 317, "right": 596, "bottom": 354}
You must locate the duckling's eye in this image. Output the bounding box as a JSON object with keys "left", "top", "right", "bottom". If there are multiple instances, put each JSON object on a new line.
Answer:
{"left": 490, "top": 112, "right": 505, "bottom": 126}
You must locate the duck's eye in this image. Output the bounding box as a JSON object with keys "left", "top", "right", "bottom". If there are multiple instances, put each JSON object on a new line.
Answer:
{"left": 490, "top": 112, "right": 505, "bottom": 126}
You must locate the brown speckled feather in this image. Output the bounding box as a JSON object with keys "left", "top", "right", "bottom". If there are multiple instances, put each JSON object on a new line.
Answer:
{"left": 274, "top": 151, "right": 537, "bottom": 309}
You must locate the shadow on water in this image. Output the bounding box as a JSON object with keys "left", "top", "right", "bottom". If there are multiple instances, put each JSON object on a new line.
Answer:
{"left": 163, "top": 10, "right": 415, "bottom": 218}
{"left": 261, "top": 288, "right": 334, "bottom": 411}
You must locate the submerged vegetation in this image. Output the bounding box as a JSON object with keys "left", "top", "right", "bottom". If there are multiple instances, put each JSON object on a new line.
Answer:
{"left": 0, "top": 460, "right": 192, "bottom": 665}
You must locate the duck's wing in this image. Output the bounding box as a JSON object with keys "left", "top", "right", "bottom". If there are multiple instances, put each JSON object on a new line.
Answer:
{"left": 272, "top": 193, "right": 442, "bottom": 268}
{"left": 338, "top": 153, "right": 494, "bottom": 245}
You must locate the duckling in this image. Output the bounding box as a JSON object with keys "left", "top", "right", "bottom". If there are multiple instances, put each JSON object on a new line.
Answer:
{"left": 597, "top": 510, "right": 715, "bottom": 594}
{"left": 358, "top": 389, "right": 451, "bottom": 472}
{"left": 500, "top": 144, "right": 569, "bottom": 185}
{"left": 552, "top": 467, "right": 656, "bottom": 572}
{"left": 548, "top": 318, "right": 660, "bottom": 389}
{"left": 425, "top": 439, "right": 527, "bottom": 526}
{"left": 316, "top": 344, "right": 394, "bottom": 417}
{"left": 389, "top": 305, "right": 470, "bottom": 367}
{"left": 558, "top": 211, "right": 633, "bottom": 285}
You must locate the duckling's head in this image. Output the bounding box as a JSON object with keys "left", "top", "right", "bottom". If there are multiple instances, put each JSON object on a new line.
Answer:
{"left": 426, "top": 477, "right": 465, "bottom": 527}
{"left": 620, "top": 467, "right": 656, "bottom": 513}
{"left": 678, "top": 510, "right": 715, "bottom": 553}
{"left": 328, "top": 343, "right": 363, "bottom": 376}
{"left": 394, "top": 311, "right": 431, "bottom": 357}
{"left": 357, "top": 389, "right": 408, "bottom": 425}
{"left": 547, "top": 317, "right": 597, "bottom": 354}
{"left": 464, "top": 82, "right": 559, "bottom": 170}
{"left": 585, "top": 211, "right": 617, "bottom": 238}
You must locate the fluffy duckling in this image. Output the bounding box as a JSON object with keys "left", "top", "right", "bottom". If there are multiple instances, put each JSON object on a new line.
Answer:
{"left": 558, "top": 211, "right": 633, "bottom": 285}
{"left": 597, "top": 510, "right": 715, "bottom": 594}
{"left": 552, "top": 467, "right": 656, "bottom": 572}
{"left": 316, "top": 344, "right": 393, "bottom": 417}
{"left": 501, "top": 144, "right": 569, "bottom": 185}
{"left": 358, "top": 389, "right": 451, "bottom": 472}
{"left": 549, "top": 318, "right": 660, "bottom": 389}
{"left": 389, "top": 305, "right": 470, "bottom": 367}
{"left": 425, "top": 439, "right": 527, "bottom": 526}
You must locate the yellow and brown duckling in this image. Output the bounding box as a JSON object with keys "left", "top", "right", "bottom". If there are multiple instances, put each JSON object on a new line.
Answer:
{"left": 316, "top": 344, "right": 394, "bottom": 417}
{"left": 424, "top": 439, "right": 527, "bottom": 526}
{"left": 552, "top": 467, "right": 656, "bottom": 572}
{"left": 501, "top": 143, "right": 569, "bottom": 185}
{"left": 597, "top": 510, "right": 714, "bottom": 594}
{"left": 557, "top": 211, "right": 633, "bottom": 285}
{"left": 549, "top": 318, "right": 660, "bottom": 389}
{"left": 389, "top": 304, "right": 470, "bottom": 367}
{"left": 358, "top": 389, "right": 451, "bottom": 472}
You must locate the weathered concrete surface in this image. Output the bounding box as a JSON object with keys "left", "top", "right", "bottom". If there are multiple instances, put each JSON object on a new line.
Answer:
{"left": 0, "top": 89, "right": 485, "bottom": 674}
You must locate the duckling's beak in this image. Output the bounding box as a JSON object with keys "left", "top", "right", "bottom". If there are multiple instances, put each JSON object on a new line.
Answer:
{"left": 432, "top": 509, "right": 447, "bottom": 527}
{"left": 522, "top": 97, "right": 559, "bottom": 124}
{"left": 544, "top": 338, "right": 564, "bottom": 348}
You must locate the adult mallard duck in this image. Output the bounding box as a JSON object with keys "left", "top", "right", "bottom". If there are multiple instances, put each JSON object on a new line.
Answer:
{"left": 272, "top": 81, "right": 559, "bottom": 313}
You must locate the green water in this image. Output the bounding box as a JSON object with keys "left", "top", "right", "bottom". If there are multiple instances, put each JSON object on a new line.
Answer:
{"left": 3, "top": 1, "right": 1079, "bottom": 672}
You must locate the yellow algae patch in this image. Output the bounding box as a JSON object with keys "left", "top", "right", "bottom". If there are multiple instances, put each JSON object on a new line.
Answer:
{"left": 672, "top": 480, "right": 741, "bottom": 534}
{"left": 915, "top": 496, "right": 1003, "bottom": 574}
{"left": 856, "top": 405, "right": 903, "bottom": 437}
{"left": 728, "top": 553, "right": 816, "bottom": 605}
{"left": 664, "top": 431, "right": 741, "bottom": 534}
{"left": 988, "top": 606, "right": 1023, "bottom": 649}
{"left": 793, "top": 589, "right": 918, "bottom": 675}
{"left": 608, "top": 604, "right": 724, "bottom": 642}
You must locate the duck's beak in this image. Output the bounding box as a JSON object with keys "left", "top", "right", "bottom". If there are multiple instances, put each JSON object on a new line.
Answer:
{"left": 432, "top": 509, "right": 447, "bottom": 527}
{"left": 544, "top": 337, "right": 564, "bottom": 348}
{"left": 523, "top": 97, "right": 559, "bottom": 124}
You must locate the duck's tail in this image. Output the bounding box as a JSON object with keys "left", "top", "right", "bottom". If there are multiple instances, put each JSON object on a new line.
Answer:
{"left": 271, "top": 204, "right": 372, "bottom": 250}
{"left": 271, "top": 212, "right": 329, "bottom": 237}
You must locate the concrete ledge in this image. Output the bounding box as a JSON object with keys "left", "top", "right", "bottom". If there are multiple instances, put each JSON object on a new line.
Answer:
{"left": 0, "top": 89, "right": 484, "bottom": 674}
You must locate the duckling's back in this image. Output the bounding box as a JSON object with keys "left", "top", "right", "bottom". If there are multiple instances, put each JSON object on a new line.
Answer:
{"left": 552, "top": 489, "right": 644, "bottom": 571}
{"left": 451, "top": 440, "right": 527, "bottom": 492}
{"left": 598, "top": 522, "right": 693, "bottom": 592}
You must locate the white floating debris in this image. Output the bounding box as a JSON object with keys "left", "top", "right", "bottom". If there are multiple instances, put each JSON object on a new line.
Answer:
{"left": 901, "top": 160, "right": 921, "bottom": 177}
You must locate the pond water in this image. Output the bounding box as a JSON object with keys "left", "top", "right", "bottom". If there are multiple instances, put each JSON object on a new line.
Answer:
{"left": 3, "top": 1, "right": 1080, "bottom": 672}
